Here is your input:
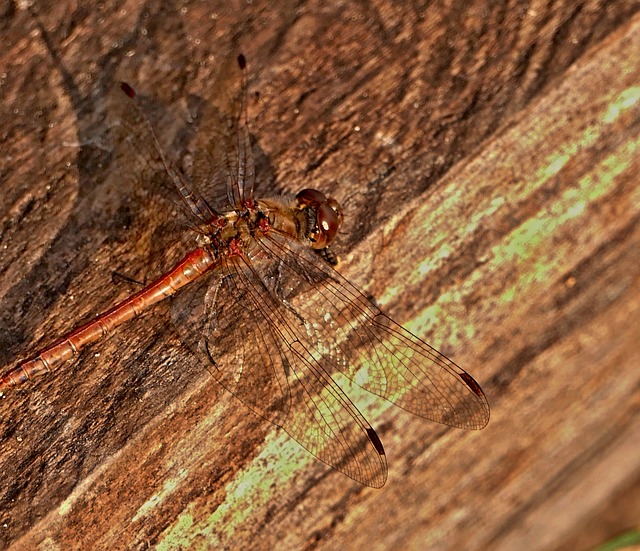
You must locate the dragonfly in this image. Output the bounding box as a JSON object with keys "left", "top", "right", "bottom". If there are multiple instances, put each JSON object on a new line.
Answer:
{"left": 0, "top": 55, "right": 489, "bottom": 488}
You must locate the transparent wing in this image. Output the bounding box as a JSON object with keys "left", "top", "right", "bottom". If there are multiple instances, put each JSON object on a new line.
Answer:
{"left": 188, "top": 54, "right": 255, "bottom": 209}
{"left": 257, "top": 231, "right": 490, "bottom": 431}
{"left": 171, "top": 249, "right": 388, "bottom": 488}
{"left": 105, "top": 54, "right": 253, "bottom": 275}
{"left": 172, "top": 226, "right": 488, "bottom": 486}
{"left": 106, "top": 82, "right": 206, "bottom": 276}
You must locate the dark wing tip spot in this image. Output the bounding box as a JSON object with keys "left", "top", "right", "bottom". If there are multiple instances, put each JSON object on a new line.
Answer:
{"left": 458, "top": 371, "right": 485, "bottom": 398}
{"left": 367, "top": 427, "right": 386, "bottom": 456}
{"left": 120, "top": 81, "right": 136, "bottom": 98}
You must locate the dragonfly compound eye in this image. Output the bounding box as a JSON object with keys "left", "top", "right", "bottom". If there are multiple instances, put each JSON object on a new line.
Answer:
{"left": 295, "top": 189, "right": 343, "bottom": 249}
{"left": 315, "top": 201, "right": 342, "bottom": 247}
{"left": 295, "top": 188, "right": 327, "bottom": 207}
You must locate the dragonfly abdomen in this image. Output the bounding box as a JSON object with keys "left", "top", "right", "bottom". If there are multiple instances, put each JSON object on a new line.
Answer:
{"left": 0, "top": 247, "right": 217, "bottom": 392}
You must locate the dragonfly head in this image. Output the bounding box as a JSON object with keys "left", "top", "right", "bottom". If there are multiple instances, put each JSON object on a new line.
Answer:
{"left": 295, "top": 188, "right": 344, "bottom": 250}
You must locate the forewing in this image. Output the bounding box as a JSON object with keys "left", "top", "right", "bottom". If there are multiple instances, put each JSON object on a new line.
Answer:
{"left": 259, "top": 231, "right": 491, "bottom": 430}
{"left": 106, "top": 82, "right": 198, "bottom": 275}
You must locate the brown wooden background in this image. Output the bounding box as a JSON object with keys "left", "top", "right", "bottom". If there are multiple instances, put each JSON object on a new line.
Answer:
{"left": 1, "top": 1, "right": 639, "bottom": 549}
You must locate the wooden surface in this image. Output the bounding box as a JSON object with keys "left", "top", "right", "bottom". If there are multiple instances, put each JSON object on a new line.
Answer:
{"left": 1, "top": 1, "right": 639, "bottom": 549}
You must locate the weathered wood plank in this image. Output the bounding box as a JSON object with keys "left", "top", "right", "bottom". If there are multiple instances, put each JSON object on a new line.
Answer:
{"left": 0, "top": 1, "right": 638, "bottom": 549}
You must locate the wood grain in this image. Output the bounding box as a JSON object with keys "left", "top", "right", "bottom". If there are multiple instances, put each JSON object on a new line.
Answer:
{"left": 0, "top": 1, "right": 638, "bottom": 549}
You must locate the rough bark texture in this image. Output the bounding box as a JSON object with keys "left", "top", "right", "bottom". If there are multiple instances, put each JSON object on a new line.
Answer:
{"left": 1, "top": 1, "right": 639, "bottom": 550}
